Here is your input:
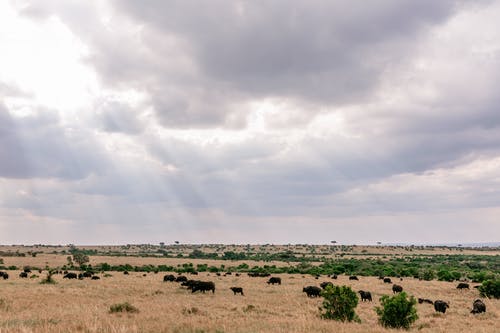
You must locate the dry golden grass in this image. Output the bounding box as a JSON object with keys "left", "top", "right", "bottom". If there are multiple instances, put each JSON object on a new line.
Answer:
{"left": 0, "top": 270, "right": 497, "bottom": 333}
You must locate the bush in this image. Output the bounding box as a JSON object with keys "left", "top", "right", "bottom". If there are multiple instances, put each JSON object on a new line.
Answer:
{"left": 375, "top": 292, "right": 418, "bottom": 329}
{"left": 420, "top": 270, "right": 435, "bottom": 281}
{"left": 479, "top": 279, "right": 500, "bottom": 299}
{"left": 320, "top": 285, "right": 359, "bottom": 322}
{"left": 40, "top": 272, "right": 56, "bottom": 285}
{"left": 109, "top": 302, "right": 139, "bottom": 313}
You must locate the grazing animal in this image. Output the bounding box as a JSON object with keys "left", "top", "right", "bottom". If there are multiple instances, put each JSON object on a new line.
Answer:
{"left": 349, "top": 276, "right": 359, "bottom": 281}
{"left": 267, "top": 277, "right": 281, "bottom": 285}
{"left": 331, "top": 274, "right": 338, "bottom": 279}
{"left": 0, "top": 271, "right": 9, "bottom": 280}
{"left": 320, "top": 281, "right": 334, "bottom": 289}
{"left": 63, "top": 272, "right": 78, "bottom": 279}
{"left": 358, "top": 290, "right": 372, "bottom": 302}
{"left": 176, "top": 276, "right": 188, "bottom": 282}
{"left": 456, "top": 283, "right": 470, "bottom": 290}
{"left": 383, "top": 277, "right": 392, "bottom": 284}
{"left": 434, "top": 300, "right": 450, "bottom": 313}
{"left": 191, "top": 281, "right": 215, "bottom": 293}
{"left": 303, "top": 286, "right": 322, "bottom": 297}
{"left": 19, "top": 272, "right": 28, "bottom": 278}
{"left": 216, "top": 272, "right": 221, "bottom": 276}
{"left": 471, "top": 299, "right": 486, "bottom": 314}
{"left": 123, "top": 271, "right": 129, "bottom": 275}
{"left": 91, "top": 276, "right": 100, "bottom": 280}
{"left": 230, "top": 287, "right": 244, "bottom": 295}
{"left": 224, "top": 272, "right": 232, "bottom": 276}
{"left": 235, "top": 273, "right": 240, "bottom": 277}
{"left": 23, "top": 268, "right": 32, "bottom": 273}
{"left": 418, "top": 298, "right": 433, "bottom": 304}
{"left": 82, "top": 271, "right": 93, "bottom": 278}
{"left": 181, "top": 280, "right": 199, "bottom": 289}
{"left": 392, "top": 284, "right": 403, "bottom": 293}
{"left": 248, "top": 272, "right": 270, "bottom": 277}
{"left": 163, "top": 274, "right": 176, "bottom": 282}
{"left": 78, "top": 273, "right": 84, "bottom": 280}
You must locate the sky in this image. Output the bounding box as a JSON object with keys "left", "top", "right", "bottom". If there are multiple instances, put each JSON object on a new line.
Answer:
{"left": 1, "top": 0, "right": 500, "bottom": 245}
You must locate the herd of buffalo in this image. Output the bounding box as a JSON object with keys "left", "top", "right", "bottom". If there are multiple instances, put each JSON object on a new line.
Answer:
{"left": 0, "top": 269, "right": 489, "bottom": 316}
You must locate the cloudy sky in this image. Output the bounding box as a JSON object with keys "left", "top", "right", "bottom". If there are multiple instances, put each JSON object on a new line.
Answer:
{"left": 1, "top": 0, "right": 499, "bottom": 245}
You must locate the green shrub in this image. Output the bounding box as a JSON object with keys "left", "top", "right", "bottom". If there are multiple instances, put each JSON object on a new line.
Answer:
{"left": 40, "top": 272, "right": 56, "bottom": 285}
{"left": 420, "top": 270, "right": 435, "bottom": 281}
{"left": 375, "top": 292, "right": 418, "bottom": 329}
{"left": 479, "top": 279, "right": 500, "bottom": 299}
{"left": 320, "top": 285, "right": 359, "bottom": 322}
{"left": 109, "top": 302, "right": 139, "bottom": 313}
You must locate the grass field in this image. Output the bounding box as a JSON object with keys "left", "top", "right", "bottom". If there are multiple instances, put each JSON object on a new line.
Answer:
{"left": 0, "top": 266, "right": 498, "bottom": 332}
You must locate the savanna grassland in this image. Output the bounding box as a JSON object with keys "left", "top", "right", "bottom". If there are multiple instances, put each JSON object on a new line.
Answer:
{"left": 0, "top": 244, "right": 498, "bottom": 333}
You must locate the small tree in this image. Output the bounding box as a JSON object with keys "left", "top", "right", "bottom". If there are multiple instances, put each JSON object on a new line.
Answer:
{"left": 479, "top": 278, "right": 500, "bottom": 299}
{"left": 72, "top": 252, "right": 89, "bottom": 267}
{"left": 320, "top": 285, "right": 359, "bottom": 322}
{"left": 375, "top": 292, "right": 418, "bottom": 329}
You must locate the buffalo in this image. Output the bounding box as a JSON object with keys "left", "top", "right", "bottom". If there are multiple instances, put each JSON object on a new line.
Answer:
{"left": 230, "top": 287, "right": 244, "bottom": 295}
{"left": 82, "top": 271, "right": 93, "bottom": 278}
{"left": 383, "top": 277, "right": 392, "bottom": 284}
{"left": 303, "top": 286, "right": 322, "bottom": 297}
{"left": 19, "top": 272, "right": 29, "bottom": 278}
{"left": 349, "top": 276, "right": 359, "bottom": 281}
{"left": 0, "top": 271, "right": 9, "bottom": 280}
{"left": 456, "top": 282, "right": 469, "bottom": 290}
{"left": 123, "top": 271, "right": 129, "bottom": 275}
{"left": 267, "top": 277, "right": 281, "bottom": 285}
{"left": 392, "top": 284, "right": 403, "bottom": 293}
{"left": 176, "top": 276, "right": 188, "bottom": 283}
{"left": 181, "top": 279, "right": 199, "bottom": 289}
{"left": 63, "top": 272, "right": 77, "bottom": 279}
{"left": 91, "top": 276, "right": 100, "bottom": 280}
{"left": 191, "top": 281, "right": 215, "bottom": 293}
{"left": 163, "top": 274, "right": 176, "bottom": 282}
{"left": 331, "top": 274, "right": 338, "bottom": 279}
{"left": 23, "top": 268, "right": 32, "bottom": 273}
{"left": 320, "top": 281, "right": 334, "bottom": 289}
{"left": 434, "top": 300, "right": 450, "bottom": 313}
{"left": 471, "top": 299, "right": 486, "bottom": 314}
{"left": 418, "top": 298, "right": 433, "bottom": 304}
{"left": 358, "top": 290, "right": 372, "bottom": 302}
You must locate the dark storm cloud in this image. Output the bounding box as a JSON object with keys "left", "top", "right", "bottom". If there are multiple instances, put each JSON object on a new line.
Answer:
{"left": 15, "top": 0, "right": 465, "bottom": 127}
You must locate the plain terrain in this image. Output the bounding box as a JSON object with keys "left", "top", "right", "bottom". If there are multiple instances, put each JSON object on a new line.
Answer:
{"left": 0, "top": 245, "right": 498, "bottom": 333}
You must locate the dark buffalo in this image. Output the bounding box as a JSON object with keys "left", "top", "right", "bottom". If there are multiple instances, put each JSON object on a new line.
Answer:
{"left": 471, "top": 299, "right": 486, "bottom": 314}
{"left": 123, "top": 271, "right": 129, "bottom": 275}
{"left": 82, "top": 271, "right": 93, "bottom": 278}
{"left": 456, "top": 283, "right": 469, "bottom": 290}
{"left": 235, "top": 273, "right": 240, "bottom": 277}
{"left": 434, "top": 300, "right": 450, "bottom": 313}
{"left": 190, "top": 272, "right": 199, "bottom": 275}
{"left": 63, "top": 272, "right": 78, "bottom": 279}
{"left": 358, "top": 290, "right": 372, "bottom": 302}
{"left": 331, "top": 274, "right": 338, "bottom": 279}
{"left": 216, "top": 272, "right": 221, "bottom": 276}
{"left": 19, "top": 272, "right": 29, "bottom": 278}
{"left": 230, "top": 287, "right": 244, "bottom": 295}
{"left": 181, "top": 279, "right": 199, "bottom": 289}
{"left": 303, "top": 286, "right": 322, "bottom": 298}
{"left": 248, "top": 272, "right": 270, "bottom": 277}
{"left": 23, "top": 268, "right": 32, "bottom": 273}
{"left": 392, "top": 284, "right": 403, "bottom": 293}
{"left": 176, "top": 276, "right": 188, "bottom": 282}
{"left": 191, "top": 281, "right": 215, "bottom": 293}
{"left": 267, "top": 277, "right": 281, "bottom": 285}
{"left": 224, "top": 272, "right": 232, "bottom": 276}
{"left": 383, "top": 277, "right": 392, "bottom": 284}
{"left": 0, "top": 271, "right": 9, "bottom": 280}
{"left": 418, "top": 298, "right": 433, "bottom": 304}
{"left": 320, "top": 281, "right": 333, "bottom": 289}
{"left": 163, "top": 274, "right": 176, "bottom": 282}
{"left": 91, "top": 276, "right": 100, "bottom": 280}
{"left": 349, "top": 276, "right": 359, "bottom": 281}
